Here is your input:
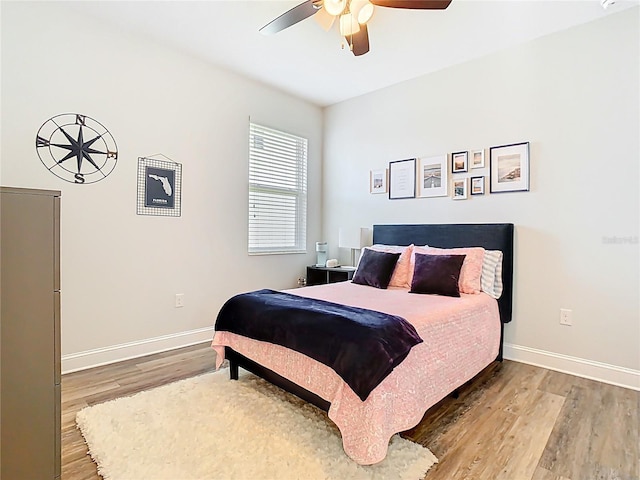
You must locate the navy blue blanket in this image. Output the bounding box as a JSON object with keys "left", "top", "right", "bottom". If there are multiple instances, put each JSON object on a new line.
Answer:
{"left": 214, "top": 289, "right": 423, "bottom": 401}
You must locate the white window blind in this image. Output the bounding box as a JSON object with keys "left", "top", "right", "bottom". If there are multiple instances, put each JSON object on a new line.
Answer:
{"left": 249, "top": 122, "right": 308, "bottom": 254}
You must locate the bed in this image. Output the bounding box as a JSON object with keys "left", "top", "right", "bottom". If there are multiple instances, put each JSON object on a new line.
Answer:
{"left": 211, "top": 223, "right": 514, "bottom": 465}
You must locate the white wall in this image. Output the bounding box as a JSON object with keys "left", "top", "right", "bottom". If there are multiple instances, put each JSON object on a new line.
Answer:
{"left": 1, "top": 2, "right": 637, "bottom": 387}
{"left": 323, "top": 9, "right": 639, "bottom": 387}
{"left": 0, "top": 2, "right": 323, "bottom": 370}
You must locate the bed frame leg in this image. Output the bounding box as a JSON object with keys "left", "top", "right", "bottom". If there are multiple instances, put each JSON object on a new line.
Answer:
{"left": 229, "top": 359, "right": 239, "bottom": 380}
{"left": 497, "top": 322, "right": 505, "bottom": 362}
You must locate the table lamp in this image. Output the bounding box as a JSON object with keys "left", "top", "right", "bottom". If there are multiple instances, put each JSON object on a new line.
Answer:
{"left": 338, "top": 227, "right": 371, "bottom": 267}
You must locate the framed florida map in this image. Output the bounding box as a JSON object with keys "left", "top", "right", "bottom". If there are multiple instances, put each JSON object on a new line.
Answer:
{"left": 137, "top": 156, "right": 182, "bottom": 216}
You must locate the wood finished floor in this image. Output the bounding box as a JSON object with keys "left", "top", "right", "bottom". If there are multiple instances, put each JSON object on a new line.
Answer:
{"left": 62, "top": 343, "right": 639, "bottom": 480}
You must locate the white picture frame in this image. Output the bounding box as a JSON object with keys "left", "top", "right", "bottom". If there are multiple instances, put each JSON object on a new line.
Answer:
{"left": 417, "top": 154, "right": 448, "bottom": 198}
{"left": 452, "top": 178, "right": 468, "bottom": 200}
{"left": 369, "top": 169, "right": 388, "bottom": 194}
{"left": 471, "top": 149, "right": 485, "bottom": 169}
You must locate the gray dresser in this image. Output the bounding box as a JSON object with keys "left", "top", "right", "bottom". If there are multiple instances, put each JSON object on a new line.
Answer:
{"left": 1, "top": 187, "right": 61, "bottom": 480}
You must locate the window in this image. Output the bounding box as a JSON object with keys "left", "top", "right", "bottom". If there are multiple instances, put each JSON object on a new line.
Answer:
{"left": 248, "top": 122, "right": 308, "bottom": 254}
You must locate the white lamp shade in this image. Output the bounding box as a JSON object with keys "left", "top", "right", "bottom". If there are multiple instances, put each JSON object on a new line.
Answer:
{"left": 314, "top": 6, "right": 336, "bottom": 31}
{"left": 338, "top": 227, "right": 371, "bottom": 249}
{"left": 324, "top": 0, "right": 347, "bottom": 16}
{"left": 351, "top": 0, "right": 375, "bottom": 24}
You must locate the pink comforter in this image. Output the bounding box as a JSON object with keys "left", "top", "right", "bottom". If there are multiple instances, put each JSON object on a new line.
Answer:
{"left": 212, "top": 282, "right": 500, "bottom": 465}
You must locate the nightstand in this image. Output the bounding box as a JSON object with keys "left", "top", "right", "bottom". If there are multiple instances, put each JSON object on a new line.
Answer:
{"left": 306, "top": 266, "right": 355, "bottom": 286}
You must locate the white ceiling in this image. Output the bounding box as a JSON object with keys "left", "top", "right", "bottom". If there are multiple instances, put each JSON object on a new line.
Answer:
{"left": 64, "top": 0, "right": 638, "bottom": 107}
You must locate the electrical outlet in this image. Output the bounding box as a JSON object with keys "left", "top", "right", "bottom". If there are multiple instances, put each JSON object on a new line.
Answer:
{"left": 560, "top": 308, "right": 572, "bottom": 326}
{"left": 175, "top": 293, "right": 185, "bottom": 308}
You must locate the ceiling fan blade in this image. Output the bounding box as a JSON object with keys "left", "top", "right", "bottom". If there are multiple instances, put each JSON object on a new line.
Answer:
{"left": 345, "top": 24, "right": 370, "bottom": 57}
{"left": 370, "top": 0, "right": 452, "bottom": 9}
{"left": 259, "top": 0, "right": 322, "bottom": 35}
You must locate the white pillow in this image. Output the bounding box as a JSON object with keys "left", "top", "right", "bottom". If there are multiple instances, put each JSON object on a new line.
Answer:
{"left": 481, "top": 250, "right": 504, "bottom": 299}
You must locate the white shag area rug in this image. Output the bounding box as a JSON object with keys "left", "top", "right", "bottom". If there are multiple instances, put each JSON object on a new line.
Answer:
{"left": 76, "top": 369, "right": 437, "bottom": 480}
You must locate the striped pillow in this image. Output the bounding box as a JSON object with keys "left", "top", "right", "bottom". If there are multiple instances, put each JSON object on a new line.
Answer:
{"left": 481, "top": 250, "right": 504, "bottom": 299}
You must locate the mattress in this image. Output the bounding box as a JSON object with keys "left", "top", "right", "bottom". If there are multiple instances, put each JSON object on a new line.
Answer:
{"left": 211, "top": 281, "right": 501, "bottom": 465}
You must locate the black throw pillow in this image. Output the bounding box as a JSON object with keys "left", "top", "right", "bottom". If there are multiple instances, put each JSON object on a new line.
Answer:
{"left": 410, "top": 253, "right": 466, "bottom": 297}
{"left": 352, "top": 249, "right": 401, "bottom": 289}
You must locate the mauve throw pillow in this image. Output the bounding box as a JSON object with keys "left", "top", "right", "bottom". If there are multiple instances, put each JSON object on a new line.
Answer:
{"left": 352, "top": 249, "right": 401, "bottom": 289}
{"left": 410, "top": 253, "right": 466, "bottom": 297}
{"left": 411, "top": 246, "right": 484, "bottom": 294}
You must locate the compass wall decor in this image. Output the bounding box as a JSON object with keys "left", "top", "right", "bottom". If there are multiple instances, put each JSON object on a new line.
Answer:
{"left": 36, "top": 113, "right": 118, "bottom": 184}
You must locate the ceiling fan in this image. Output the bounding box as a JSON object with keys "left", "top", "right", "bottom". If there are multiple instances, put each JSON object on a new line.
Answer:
{"left": 259, "top": 0, "right": 452, "bottom": 57}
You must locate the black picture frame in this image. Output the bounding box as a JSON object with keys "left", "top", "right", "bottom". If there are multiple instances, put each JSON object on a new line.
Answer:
{"left": 388, "top": 158, "right": 416, "bottom": 200}
{"left": 451, "top": 151, "right": 468, "bottom": 173}
{"left": 144, "top": 166, "right": 176, "bottom": 209}
{"left": 489, "top": 141, "right": 530, "bottom": 193}
{"left": 471, "top": 176, "right": 485, "bottom": 195}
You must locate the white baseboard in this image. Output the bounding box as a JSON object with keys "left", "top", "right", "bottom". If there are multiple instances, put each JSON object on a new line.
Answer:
{"left": 504, "top": 343, "right": 640, "bottom": 391}
{"left": 62, "top": 327, "right": 215, "bottom": 374}
{"left": 62, "top": 334, "right": 640, "bottom": 391}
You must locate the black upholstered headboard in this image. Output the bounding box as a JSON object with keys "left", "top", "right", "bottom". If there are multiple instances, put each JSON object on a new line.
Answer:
{"left": 373, "top": 223, "right": 514, "bottom": 324}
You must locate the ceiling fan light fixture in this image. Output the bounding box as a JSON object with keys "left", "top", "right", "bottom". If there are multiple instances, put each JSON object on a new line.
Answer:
{"left": 339, "top": 12, "right": 360, "bottom": 36}
{"left": 351, "top": 0, "right": 375, "bottom": 24}
{"left": 314, "top": 6, "right": 336, "bottom": 31}
{"left": 261, "top": 0, "right": 454, "bottom": 57}
{"left": 324, "top": 0, "right": 347, "bottom": 16}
